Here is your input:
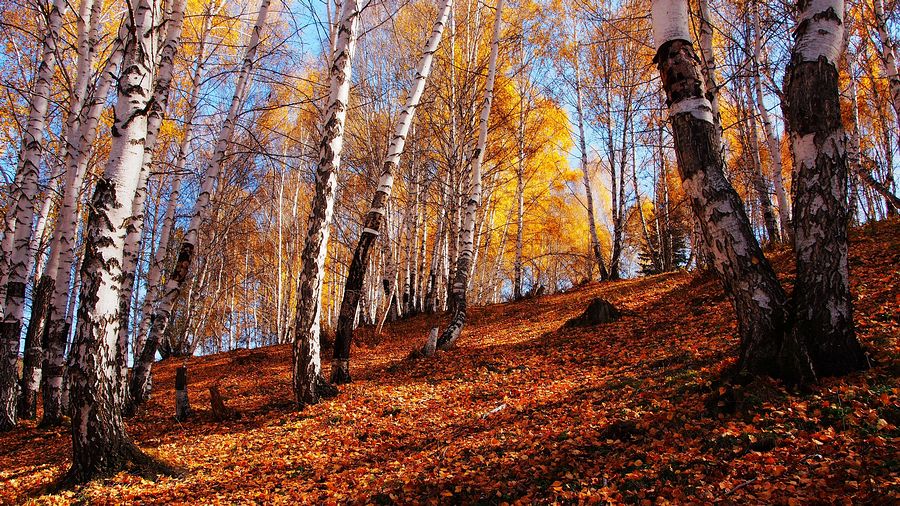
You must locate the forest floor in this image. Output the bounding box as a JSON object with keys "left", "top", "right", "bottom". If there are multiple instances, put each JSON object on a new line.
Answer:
{"left": 1, "top": 220, "right": 898, "bottom": 505}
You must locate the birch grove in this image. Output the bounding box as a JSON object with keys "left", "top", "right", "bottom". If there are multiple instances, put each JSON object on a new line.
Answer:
{"left": 130, "top": 0, "right": 273, "bottom": 410}
{"left": 0, "top": 0, "right": 895, "bottom": 476}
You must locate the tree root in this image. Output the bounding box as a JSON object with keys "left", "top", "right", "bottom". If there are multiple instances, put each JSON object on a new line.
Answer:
{"left": 52, "top": 442, "right": 184, "bottom": 491}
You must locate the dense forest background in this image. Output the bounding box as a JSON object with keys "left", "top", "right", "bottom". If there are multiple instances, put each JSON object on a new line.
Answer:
{"left": 0, "top": 0, "right": 897, "bottom": 498}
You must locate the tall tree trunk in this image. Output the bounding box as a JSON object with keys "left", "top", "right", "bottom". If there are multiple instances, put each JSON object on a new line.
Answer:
{"left": 130, "top": 0, "right": 272, "bottom": 410}
{"left": 651, "top": 0, "right": 812, "bottom": 382}
{"left": 42, "top": 41, "right": 124, "bottom": 427}
{"left": 330, "top": 0, "right": 450, "bottom": 383}
{"left": 135, "top": 7, "right": 212, "bottom": 359}
{"left": 425, "top": 173, "right": 450, "bottom": 312}
{"left": 65, "top": 0, "right": 174, "bottom": 483}
{"left": 513, "top": 32, "right": 527, "bottom": 299}
{"left": 0, "top": 0, "right": 69, "bottom": 431}
{"left": 293, "top": 0, "right": 360, "bottom": 406}
{"left": 752, "top": 0, "right": 791, "bottom": 241}
{"left": 743, "top": 78, "right": 780, "bottom": 243}
{"left": 437, "top": 0, "right": 504, "bottom": 350}
{"left": 117, "top": 0, "right": 188, "bottom": 397}
{"left": 574, "top": 38, "right": 608, "bottom": 281}
{"left": 872, "top": 0, "right": 900, "bottom": 142}
{"left": 782, "top": 0, "right": 867, "bottom": 375}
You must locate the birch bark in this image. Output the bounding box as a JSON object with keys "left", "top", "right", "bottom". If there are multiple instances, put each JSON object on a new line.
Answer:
{"left": 41, "top": 42, "right": 124, "bottom": 426}
{"left": 293, "top": 0, "right": 361, "bottom": 405}
{"left": 116, "top": 0, "right": 189, "bottom": 399}
{"left": 651, "top": 0, "right": 812, "bottom": 382}
{"left": 65, "top": 0, "right": 174, "bottom": 482}
{"left": 783, "top": 0, "right": 867, "bottom": 375}
{"left": 0, "top": 0, "right": 69, "bottom": 431}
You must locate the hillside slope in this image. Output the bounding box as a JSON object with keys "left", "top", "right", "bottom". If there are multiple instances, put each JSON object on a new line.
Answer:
{"left": 2, "top": 220, "right": 898, "bottom": 504}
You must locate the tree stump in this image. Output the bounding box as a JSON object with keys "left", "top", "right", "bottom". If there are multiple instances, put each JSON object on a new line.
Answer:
{"left": 423, "top": 327, "right": 438, "bottom": 357}
{"left": 563, "top": 298, "right": 621, "bottom": 328}
{"left": 209, "top": 384, "right": 239, "bottom": 421}
{"left": 174, "top": 365, "right": 191, "bottom": 421}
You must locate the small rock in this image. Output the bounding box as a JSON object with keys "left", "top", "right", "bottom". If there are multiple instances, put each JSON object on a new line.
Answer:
{"left": 563, "top": 298, "right": 621, "bottom": 328}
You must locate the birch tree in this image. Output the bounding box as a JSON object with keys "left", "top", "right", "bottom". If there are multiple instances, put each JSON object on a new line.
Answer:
{"left": 134, "top": 6, "right": 214, "bottom": 360}
{"left": 18, "top": 0, "right": 102, "bottom": 421}
{"left": 650, "top": 0, "right": 809, "bottom": 381}
{"left": 751, "top": 0, "right": 791, "bottom": 241}
{"left": 436, "top": 0, "right": 504, "bottom": 351}
{"left": 871, "top": 0, "right": 900, "bottom": 139}
{"left": 293, "top": 0, "right": 361, "bottom": 406}
{"left": 742, "top": 77, "right": 780, "bottom": 243}
{"left": 330, "top": 0, "right": 453, "bottom": 384}
{"left": 650, "top": 0, "right": 867, "bottom": 381}
{"left": 782, "top": 0, "right": 868, "bottom": 375}
{"left": 116, "top": 0, "right": 189, "bottom": 403}
{"left": 573, "top": 38, "right": 608, "bottom": 282}
{"left": 41, "top": 41, "right": 125, "bottom": 426}
{"left": 65, "top": 0, "right": 177, "bottom": 482}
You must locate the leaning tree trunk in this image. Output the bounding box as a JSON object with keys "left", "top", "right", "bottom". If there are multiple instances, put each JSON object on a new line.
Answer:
{"left": 135, "top": 7, "right": 212, "bottom": 360}
{"left": 293, "top": 0, "right": 361, "bottom": 406}
{"left": 782, "top": 0, "right": 867, "bottom": 376}
{"left": 0, "top": 0, "right": 70, "bottom": 431}
{"left": 574, "top": 38, "right": 608, "bottom": 281}
{"left": 650, "top": 0, "right": 813, "bottom": 382}
{"left": 130, "top": 0, "right": 271, "bottom": 411}
{"left": 41, "top": 42, "right": 124, "bottom": 427}
{"left": 65, "top": 0, "right": 175, "bottom": 483}
{"left": 872, "top": 0, "right": 900, "bottom": 142}
{"left": 115, "top": 0, "right": 188, "bottom": 408}
{"left": 437, "top": 0, "right": 504, "bottom": 351}
{"left": 330, "top": 0, "right": 452, "bottom": 384}
{"left": 752, "top": 0, "right": 791, "bottom": 241}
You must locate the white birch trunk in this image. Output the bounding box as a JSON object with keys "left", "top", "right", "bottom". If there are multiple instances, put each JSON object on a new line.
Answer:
{"left": 574, "top": 37, "right": 607, "bottom": 281}
{"left": 116, "top": 0, "right": 189, "bottom": 379}
{"left": 330, "top": 0, "right": 452, "bottom": 384}
{"left": 784, "top": 0, "right": 867, "bottom": 375}
{"left": 292, "top": 0, "right": 361, "bottom": 406}
{"left": 652, "top": 0, "right": 812, "bottom": 381}
{"left": 134, "top": 9, "right": 211, "bottom": 358}
{"left": 66, "top": 0, "right": 164, "bottom": 481}
{"left": 437, "top": 0, "right": 504, "bottom": 350}
{"left": 41, "top": 42, "right": 123, "bottom": 426}
{"left": 19, "top": 0, "right": 101, "bottom": 421}
{"left": 873, "top": 0, "right": 900, "bottom": 139}
{"left": 697, "top": 0, "right": 721, "bottom": 125}
{"left": 752, "top": 1, "right": 791, "bottom": 241}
